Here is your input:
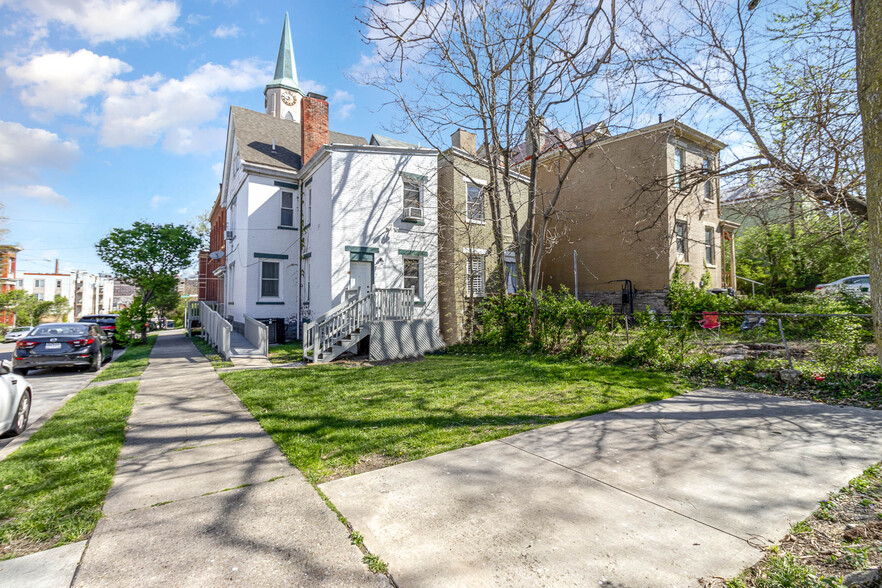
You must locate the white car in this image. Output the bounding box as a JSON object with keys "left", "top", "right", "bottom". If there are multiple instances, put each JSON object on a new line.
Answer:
{"left": 0, "top": 360, "right": 31, "bottom": 437}
{"left": 3, "top": 327, "right": 31, "bottom": 343}
{"left": 815, "top": 275, "right": 871, "bottom": 296}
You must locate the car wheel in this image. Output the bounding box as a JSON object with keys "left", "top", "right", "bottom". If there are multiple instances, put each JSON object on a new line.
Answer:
{"left": 89, "top": 350, "right": 102, "bottom": 372}
{"left": 9, "top": 390, "right": 31, "bottom": 436}
{"left": 12, "top": 368, "right": 28, "bottom": 376}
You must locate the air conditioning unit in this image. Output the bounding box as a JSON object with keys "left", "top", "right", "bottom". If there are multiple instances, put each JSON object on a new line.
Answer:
{"left": 402, "top": 207, "right": 423, "bottom": 222}
{"left": 225, "top": 230, "right": 235, "bottom": 240}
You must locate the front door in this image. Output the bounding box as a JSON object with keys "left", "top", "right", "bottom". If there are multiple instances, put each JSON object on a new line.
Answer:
{"left": 350, "top": 260, "right": 373, "bottom": 297}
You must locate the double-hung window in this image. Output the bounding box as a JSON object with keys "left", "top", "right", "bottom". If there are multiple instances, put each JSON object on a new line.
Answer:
{"left": 466, "top": 255, "right": 485, "bottom": 297}
{"left": 702, "top": 158, "right": 713, "bottom": 201}
{"left": 260, "top": 261, "right": 280, "bottom": 298}
{"left": 674, "top": 148, "right": 684, "bottom": 191}
{"left": 505, "top": 260, "right": 518, "bottom": 294}
{"left": 280, "top": 191, "right": 294, "bottom": 227}
{"left": 675, "top": 220, "right": 688, "bottom": 260}
{"left": 466, "top": 184, "right": 484, "bottom": 222}
{"left": 403, "top": 181, "right": 421, "bottom": 210}
{"left": 403, "top": 257, "right": 423, "bottom": 301}
{"left": 705, "top": 227, "right": 715, "bottom": 265}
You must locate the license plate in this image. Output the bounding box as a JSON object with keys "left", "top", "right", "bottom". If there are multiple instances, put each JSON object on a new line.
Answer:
{"left": 45, "top": 343, "right": 62, "bottom": 349}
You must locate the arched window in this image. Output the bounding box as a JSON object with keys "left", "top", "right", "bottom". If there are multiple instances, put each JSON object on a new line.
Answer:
{"left": 284, "top": 111, "right": 294, "bottom": 121}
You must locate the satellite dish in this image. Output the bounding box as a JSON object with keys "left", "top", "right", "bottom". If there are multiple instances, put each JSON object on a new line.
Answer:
{"left": 209, "top": 251, "right": 225, "bottom": 260}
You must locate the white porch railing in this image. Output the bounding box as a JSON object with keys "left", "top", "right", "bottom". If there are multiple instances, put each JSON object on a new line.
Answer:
{"left": 199, "top": 301, "right": 231, "bottom": 360}
{"left": 243, "top": 314, "right": 269, "bottom": 357}
{"left": 186, "top": 300, "right": 217, "bottom": 336}
{"left": 303, "top": 287, "right": 414, "bottom": 362}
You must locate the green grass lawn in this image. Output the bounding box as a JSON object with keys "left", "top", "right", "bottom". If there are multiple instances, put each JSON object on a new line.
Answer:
{"left": 0, "top": 382, "right": 138, "bottom": 560}
{"left": 269, "top": 340, "right": 303, "bottom": 364}
{"left": 221, "top": 351, "right": 687, "bottom": 483}
{"left": 91, "top": 335, "right": 157, "bottom": 382}
{"left": 189, "top": 336, "right": 233, "bottom": 368}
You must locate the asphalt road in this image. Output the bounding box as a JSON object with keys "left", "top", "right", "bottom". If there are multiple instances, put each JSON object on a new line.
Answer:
{"left": 0, "top": 341, "right": 125, "bottom": 452}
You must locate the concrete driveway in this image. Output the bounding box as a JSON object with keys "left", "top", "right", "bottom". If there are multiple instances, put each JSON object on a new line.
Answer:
{"left": 321, "top": 388, "right": 882, "bottom": 587}
{"left": 0, "top": 342, "right": 124, "bottom": 454}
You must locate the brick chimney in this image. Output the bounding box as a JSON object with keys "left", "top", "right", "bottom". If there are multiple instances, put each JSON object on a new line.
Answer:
{"left": 451, "top": 129, "right": 476, "bottom": 154}
{"left": 301, "top": 92, "right": 329, "bottom": 166}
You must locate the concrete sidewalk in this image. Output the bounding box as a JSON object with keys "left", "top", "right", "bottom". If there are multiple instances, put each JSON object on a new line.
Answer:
{"left": 74, "top": 332, "right": 382, "bottom": 588}
{"left": 322, "top": 388, "right": 882, "bottom": 587}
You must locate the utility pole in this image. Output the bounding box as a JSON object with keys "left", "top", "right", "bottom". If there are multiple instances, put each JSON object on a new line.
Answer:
{"left": 573, "top": 250, "right": 578, "bottom": 297}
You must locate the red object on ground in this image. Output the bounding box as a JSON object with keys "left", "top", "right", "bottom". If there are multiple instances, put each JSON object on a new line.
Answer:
{"left": 698, "top": 311, "right": 720, "bottom": 330}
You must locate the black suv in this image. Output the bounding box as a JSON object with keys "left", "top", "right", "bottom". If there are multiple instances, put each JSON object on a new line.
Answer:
{"left": 77, "top": 314, "right": 121, "bottom": 347}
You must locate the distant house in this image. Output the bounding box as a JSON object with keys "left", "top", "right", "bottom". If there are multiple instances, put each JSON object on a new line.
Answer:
{"left": 721, "top": 178, "right": 819, "bottom": 231}
{"left": 517, "top": 120, "right": 737, "bottom": 311}
{"left": 436, "top": 129, "right": 530, "bottom": 343}
{"left": 15, "top": 270, "right": 113, "bottom": 321}
{"left": 0, "top": 245, "right": 21, "bottom": 326}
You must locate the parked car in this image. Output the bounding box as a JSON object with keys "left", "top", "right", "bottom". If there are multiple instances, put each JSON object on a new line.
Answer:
{"left": 0, "top": 359, "right": 31, "bottom": 437}
{"left": 12, "top": 323, "right": 113, "bottom": 376}
{"left": 815, "top": 275, "right": 871, "bottom": 296}
{"left": 3, "top": 326, "right": 32, "bottom": 343}
{"left": 78, "top": 314, "right": 121, "bottom": 347}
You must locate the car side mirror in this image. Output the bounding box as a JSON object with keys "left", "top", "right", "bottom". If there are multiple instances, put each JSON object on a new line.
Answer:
{"left": 0, "top": 360, "right": 11, "bottom": 375}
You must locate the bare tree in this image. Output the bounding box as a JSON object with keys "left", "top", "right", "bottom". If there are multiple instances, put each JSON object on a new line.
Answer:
{"left": 358, "top": 0, "right": 617, "bottom": 331}
{"left": 631, "top": 0, "right": 866, "bottom": 218}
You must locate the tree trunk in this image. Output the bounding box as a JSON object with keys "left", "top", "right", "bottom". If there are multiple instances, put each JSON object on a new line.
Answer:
{"left": 855, "top": 0, "right": 882, "bottom": 365}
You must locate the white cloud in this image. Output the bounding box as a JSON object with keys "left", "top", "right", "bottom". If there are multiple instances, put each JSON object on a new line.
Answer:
{"left": 6, "top": 49, "right": 132, "bottom": 116}
{"left": 100, "top": 59, "right": 268, "bottom": 152}
{"left": 212, "top": 24, "right": 241, "bottom": 38}
{"left": 331, "top": 89, "right": 355, "bottom": 121}
{"left": 336, "top": 103, "right": 355, "bottom": 121}
{"left": 211, "top": 161, "right": 223, "bottom": 179}
{"left": 150, "top": 195, "right": 170, "bottom": 209}
{"left": 300, "top": 79, "right": 327, "bottom": 95}
{"left": 186, "top": 13, "right": 208, "bottom": 25}
{"left": 4, "top": 0, "right": 180, "bottom": 43}
{"left": 176, "top": 207, "right": 188, "bottom": 214}
{"left": 0, "top": 120, "right": 80, "bottom": 181}
{"left": 7, "top": 185, "right": 70, "bottom": 206}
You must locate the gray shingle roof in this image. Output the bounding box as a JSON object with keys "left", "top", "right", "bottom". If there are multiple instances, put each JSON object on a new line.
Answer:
{"left": 230, "top": 106, "right": 368, "bottom": 172}
{"left": 370, "top": 133, "right": 417, "bottom": 148}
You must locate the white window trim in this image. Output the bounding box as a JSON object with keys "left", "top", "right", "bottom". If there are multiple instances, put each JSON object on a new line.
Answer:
{"left": 462, "top": 176, "right": 488, "bottom": 186}
{"left": 462, "top": 248, "right": 489, "bottom": 255}
{"left": 674, "top": 220, "right": 689, "bottom": 262}
{"left": 465, "top": 183, "right": 486, "bottom": 224}
{"left": 280, "top": 190, "right": 295, "bottom": 227}
{"left": 259, "top": 260, "right": 282, "bottom": 301}
{"left": 466, "top": 254, "right": 486, "bottom": 298}
{"left": 704, "top": 225, "right": 717, "bottom": 268}
{"left": 402, "top": 256, "right": 424, "bottom": 302}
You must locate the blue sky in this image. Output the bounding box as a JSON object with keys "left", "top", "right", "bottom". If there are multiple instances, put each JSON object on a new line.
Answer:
{"left": 0, "top": 0, "right": 395, "bottom": 276}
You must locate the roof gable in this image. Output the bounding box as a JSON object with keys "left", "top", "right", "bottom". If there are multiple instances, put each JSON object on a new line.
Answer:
{"left": 229, "top": 106, "right": 367, "bottom": 173}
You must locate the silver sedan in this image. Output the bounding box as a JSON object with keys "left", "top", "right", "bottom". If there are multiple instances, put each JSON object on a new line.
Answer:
{"left": 0, "top": 359, "right": 31, "bottom": 437}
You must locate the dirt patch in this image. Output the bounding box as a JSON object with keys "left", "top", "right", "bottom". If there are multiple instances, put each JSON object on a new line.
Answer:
{"left": 0, "top": 535, "right": 74, "bottom": 561}
{"left": 326, "top": 453, "right": 407, "bottom": 482}
{"left": 710, "top": 464, "right": 882, "bottom": 586}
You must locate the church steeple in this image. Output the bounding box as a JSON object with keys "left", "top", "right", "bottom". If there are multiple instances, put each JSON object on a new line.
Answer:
{"left": 265, "top": 13, "right": 303, "bottom": 121}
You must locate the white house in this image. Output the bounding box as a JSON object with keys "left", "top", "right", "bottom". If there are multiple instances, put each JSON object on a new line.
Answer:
{"left": 215, "top": 14, "right": 441, "bottom": 359}
{"left": 15, "top": 270, "right": 114, "bottom": 322}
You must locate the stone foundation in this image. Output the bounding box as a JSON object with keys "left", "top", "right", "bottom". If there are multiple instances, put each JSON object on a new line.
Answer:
{"left": 578, "top": 288, "right": 669, "bottom": 314}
